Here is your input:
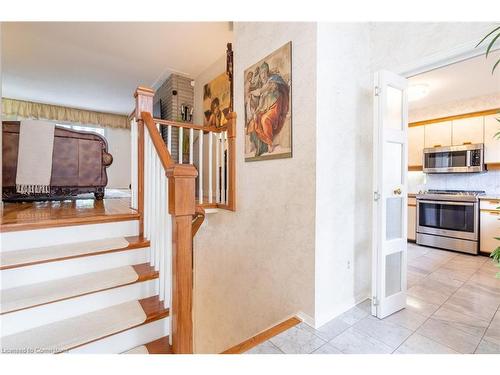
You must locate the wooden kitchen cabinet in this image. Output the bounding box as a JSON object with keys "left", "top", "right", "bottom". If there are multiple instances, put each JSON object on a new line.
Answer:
{"left": 480, "top": 199, "right": 500, "bottom": 255}
{"left": 408, "top": 126, "right": 425, "bottom": 167}
{"left": 424, "top": 121, "right": 452, "bottom": 148}
{"left": 484, "top": 114, "right": 500, "bottom": 164}
{"left": 452, "top": 117, "right": 484, "bottom": 146}
{"left": 408, "top": 197, "right": 416, "bottom": 241}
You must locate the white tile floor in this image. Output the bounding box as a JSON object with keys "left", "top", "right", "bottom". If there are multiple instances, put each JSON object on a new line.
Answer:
{"left": 245, "top": 243, "right": 500, "bottom": 354}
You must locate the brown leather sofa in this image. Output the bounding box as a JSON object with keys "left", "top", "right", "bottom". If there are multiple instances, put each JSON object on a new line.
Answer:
{"left": 2, "top": 121, "right": 113, "bottom": 201}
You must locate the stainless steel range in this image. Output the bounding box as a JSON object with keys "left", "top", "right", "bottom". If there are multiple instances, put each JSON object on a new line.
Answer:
{"left": 416, "top": 189, "right": 485, "bottom": 254}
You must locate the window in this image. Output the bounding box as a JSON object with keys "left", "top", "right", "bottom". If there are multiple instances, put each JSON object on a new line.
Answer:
{"left": 57, "top": 124, "right": 105, "bottom": 137}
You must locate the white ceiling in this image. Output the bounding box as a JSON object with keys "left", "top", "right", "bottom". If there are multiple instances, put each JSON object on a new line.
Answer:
{"left": 409, "top": 50, "right": 500, "bottom": 110}
{"left": 1, "top": 22, "right": 233, "bottom": 114}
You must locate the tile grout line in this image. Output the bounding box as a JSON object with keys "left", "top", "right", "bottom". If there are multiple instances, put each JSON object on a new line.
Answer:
{"left": 391, "top": 249, "right": 460, "bottom": 353}
{"left": 393, "top": 250, "right": 489, "bottom": 354}
{"left": 323, "top": 314, "right": 366, "bottom": 354}
{"left": 470, "top": 263, "right": 500, "bottom": 353}
{"left": 269, "top": 340, "right": 285, "bottom": 354}
{"left": 411, "top": 254, "right": 490, "bottom": 354}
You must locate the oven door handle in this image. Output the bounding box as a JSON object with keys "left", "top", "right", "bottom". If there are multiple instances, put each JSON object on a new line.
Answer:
{"left": 417, "top": 200, "right": 475, "bottom": 206}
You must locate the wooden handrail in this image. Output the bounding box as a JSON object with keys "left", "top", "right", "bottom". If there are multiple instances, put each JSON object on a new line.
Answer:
{"left": 135, "top": 87, "right": 199, "bottom": 354}
{"left": 192, "top": 205, "right": 206, "bottom": 237}
{"left": 142, "top": 112, "right": 175, "bottom": 170}
{"left": 153, "top": 117, "right": 228, "bottom": 134}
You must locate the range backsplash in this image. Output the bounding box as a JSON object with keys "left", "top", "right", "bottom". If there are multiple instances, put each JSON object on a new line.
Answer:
{"left": 408, "top": 170, "right": 500, "bottom": 195}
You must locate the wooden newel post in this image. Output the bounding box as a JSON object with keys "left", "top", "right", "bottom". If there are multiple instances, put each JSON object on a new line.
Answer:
{"left": 167, "top": 164, "right": 198, "bottom": 354}
{"left": 134, "top": 87, "right": 154, "bottom": 237}
{"left": 226, "top": 112, "right": 237, "bottom": 211}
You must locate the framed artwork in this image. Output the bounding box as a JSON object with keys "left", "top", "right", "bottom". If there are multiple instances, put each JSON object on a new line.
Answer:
{"left": 203, "top": 72, "right": 231, "bottom": 128}
{"left": 244, "top": 42, "right": 292, "bottom": 162}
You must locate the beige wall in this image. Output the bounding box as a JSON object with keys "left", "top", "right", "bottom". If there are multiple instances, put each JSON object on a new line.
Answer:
{"left": 105, "top": 127, "right": 131, "bottom": 189}
{"left": 193, "top": 22, "right": 317, "bottom": 353}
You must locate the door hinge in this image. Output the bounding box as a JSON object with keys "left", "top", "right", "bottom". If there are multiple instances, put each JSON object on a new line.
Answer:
{"left": 372, "top": 297, "right": 379, "bottom": 306}
{"left": 373, "top": 191, "right": 381, "bottom": 201}
{"left": 374, "top": 86, "right": 381, "bottom": 96}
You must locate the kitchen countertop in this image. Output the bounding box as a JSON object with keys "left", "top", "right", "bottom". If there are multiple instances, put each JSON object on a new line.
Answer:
{"left": 407, "top": 193, "right": 500, "bottom": 200}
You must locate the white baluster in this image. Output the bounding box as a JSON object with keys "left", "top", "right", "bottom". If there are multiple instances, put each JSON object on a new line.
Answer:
{"left": 225, "top": 131, "right": 229, "bottom": 204}
{"left": 189, "top": 128, "right": 194, "bottom": 164}
{"left": 145, "top": 135, "right": 153, "bottom": 265}
{"left": 165, "top": 173, "right": 172, "bottom": 310}
{"left": 130, "top": 119, "right": 137, "bottom": 209}
{"left": 198, "top": 129, "right": 203, "bottom": 204}
{"left": 150, "top": 147, "right": 156, "bottom": 268}
{"left": 144, "top": 134, "right": 150, "bottom": 239}
{"left": 221, "top": 132, "right": 226, "bottom": 205}
{"left": 179, "top": 126, "right": 183, "bottom": 164}
{"left": 216, "top": 133, "right": 220, "bottom": 203}
{"left": 159, "top": 170, "right": 166, "bottom": 302}
{"left": 155, "top": 154, "right": 161, "bottom": 271}
{"left": 208, "top": 131, "right": 213, "bottom": 204}
{"left": 157, "top": 156, "right": 162, "bottom": 270}
{"left": 167, "top": 125, "right": 172, "bottom": 153}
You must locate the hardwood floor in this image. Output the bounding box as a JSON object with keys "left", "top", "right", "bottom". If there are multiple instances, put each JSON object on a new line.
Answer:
{"left": 1, "top": 198, "right": 139, "bottom": 232}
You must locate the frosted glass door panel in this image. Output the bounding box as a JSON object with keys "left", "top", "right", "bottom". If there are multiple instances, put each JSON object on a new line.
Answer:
{"left": 384, "top": 86, "right": 403, "bottom": 131}
{"left": 384, "top": 142, "right": 403, "bottom": 187}
{"left": 386, "top": 198, "right": 403, "bottom": 240}
{"left": 385, "top": 252, "right": 402, "bottom": 297}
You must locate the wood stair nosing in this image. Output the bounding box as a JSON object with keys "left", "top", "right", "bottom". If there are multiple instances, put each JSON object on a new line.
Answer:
{"left": 1, "top": 263, "right": 159, "bottom": 315}
{"left": 0, "top": 235, "right": 150, "bottom": 271}
{"left": 0, "top": 210, "right": 140, "bottom": 233}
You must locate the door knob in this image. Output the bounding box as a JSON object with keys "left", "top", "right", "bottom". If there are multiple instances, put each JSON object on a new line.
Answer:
{"left": 393, "top": 187, "right": 402, "bottom": 195}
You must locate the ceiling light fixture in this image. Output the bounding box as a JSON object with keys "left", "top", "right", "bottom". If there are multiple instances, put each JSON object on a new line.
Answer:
{"left": 408, "top": 84, "right": 430, "bottom": 102}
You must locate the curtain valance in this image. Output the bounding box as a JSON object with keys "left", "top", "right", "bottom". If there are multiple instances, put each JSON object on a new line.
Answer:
{"left": 2, "top": 98, "right": 129, "bottom": 129}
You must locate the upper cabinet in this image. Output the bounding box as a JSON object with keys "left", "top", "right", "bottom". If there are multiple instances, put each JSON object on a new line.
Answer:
{"left": 452, "top": 117, "right": 484, "bottom": 145}
{"left": 409, "top": 110, "right": 500, "bottom": 170}
{"left": 424, "top": 121, "right": 452, "bottom": 148}
{"left": 408, "top": 126, "right": 425, "bottom": 166}
{"left": 484, "top": 114, "right": 500, "bottom": 164}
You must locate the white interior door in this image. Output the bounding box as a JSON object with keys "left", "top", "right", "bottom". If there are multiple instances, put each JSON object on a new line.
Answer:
{"left": 372, "top": 70, "right": 408, "bottom": 319}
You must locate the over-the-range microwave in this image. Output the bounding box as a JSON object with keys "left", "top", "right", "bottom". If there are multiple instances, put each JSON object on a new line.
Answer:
{"left": 423, "top": 143, "right": 485, "bottom": 174}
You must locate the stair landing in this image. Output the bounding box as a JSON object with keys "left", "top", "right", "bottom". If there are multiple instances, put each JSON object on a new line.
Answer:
{"left": 1, "top": 198, "right": 139, "bottom": 232}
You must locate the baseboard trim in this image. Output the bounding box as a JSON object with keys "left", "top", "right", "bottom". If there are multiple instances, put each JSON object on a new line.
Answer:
{"left": 314, "top": 293, "right": 370, "bottom": 328}
{"left": 295, "top": 311, "right": 315, "bottom": 327}
{"left": 221, "top": 316, "right": 301, "bottom": 354}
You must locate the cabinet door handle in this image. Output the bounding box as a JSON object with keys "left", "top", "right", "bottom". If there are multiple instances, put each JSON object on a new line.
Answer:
{"left": 462, "top": 142, "right": 472, "bottom": 145}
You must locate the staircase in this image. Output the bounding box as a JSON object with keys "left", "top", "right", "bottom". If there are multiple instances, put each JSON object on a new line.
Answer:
{"left": 0, "top": 86, "right": 236, "bottom": 354}
{"left": 0, "top": 217, "right": 170, "bottom": 354}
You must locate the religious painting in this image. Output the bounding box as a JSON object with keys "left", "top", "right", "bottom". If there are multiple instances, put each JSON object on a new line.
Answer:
{"left": 244, "top": 42, "right": 292, "bottom": 162}
{"left": 203, "top": 72, "right": 231, "bottom": 128}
